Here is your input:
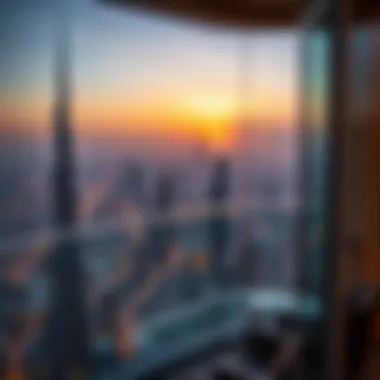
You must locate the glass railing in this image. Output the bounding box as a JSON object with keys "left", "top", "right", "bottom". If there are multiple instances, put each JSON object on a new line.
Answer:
{"left": 0, "top": 200, "right": 322, "bottom": 379}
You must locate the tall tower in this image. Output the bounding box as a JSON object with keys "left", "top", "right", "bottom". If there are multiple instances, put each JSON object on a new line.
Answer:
{"left": 155, "top": 172, "right": 175, "bottom": 211}
{"left": 208, "top": 157, "right": 231, "bottom": 285}
{"left": 147, "top": 172, "right": 176, "bottom": 267}
{"left": 53, "top": 1, "right": 75, "bottom": 227}
{"left": 121, "top": 162, "right": 145, "bottom": 206}
{"left": 49, "top": 2, "right": 89, "bottom": 378}
{"left": 209, "top": 158, "right": 231, "bottom": 202}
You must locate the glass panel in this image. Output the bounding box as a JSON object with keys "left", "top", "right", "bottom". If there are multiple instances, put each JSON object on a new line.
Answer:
{"left": 0, "top": 1, "right": 331, "bottom": 379}
{"left": 300, "top": 26, "right": 332, "bottom": 302}
{"left": 71, "top": 8, "right": 302, "bottom": 371}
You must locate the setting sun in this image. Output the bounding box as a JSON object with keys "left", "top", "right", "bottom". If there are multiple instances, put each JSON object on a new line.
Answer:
{"left": 178, "top": 95, "right": 236, "bottom": 152}
{"left": 184, "top": 95, "right": 236, "bottom": 122}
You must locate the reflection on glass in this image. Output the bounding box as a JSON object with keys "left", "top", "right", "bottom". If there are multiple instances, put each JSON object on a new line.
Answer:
{"left": 301, "top": 29, "right": 332, "bottom": 301}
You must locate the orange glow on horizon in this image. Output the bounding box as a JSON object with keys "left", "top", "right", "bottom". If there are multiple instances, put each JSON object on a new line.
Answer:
{"left": 73, "top": 89, "right": 297, "bottom": 145}
{"left": 0, "top": 88, "right": 298, "bottom": 153}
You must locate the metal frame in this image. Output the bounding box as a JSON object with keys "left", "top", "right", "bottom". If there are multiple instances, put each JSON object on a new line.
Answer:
{"left": 299, "top": 1, "right": 352, "bottom": 380}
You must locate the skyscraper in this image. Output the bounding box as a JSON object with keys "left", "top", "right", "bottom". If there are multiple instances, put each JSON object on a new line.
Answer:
{"left": 121, "top": 162, "right": 145, "bottom": 207}
{"left": 209, "top": 158, "right": 230, "bottom": 202}
{"left": 155, "top": 172, "right": 175, "bottom": 212}
{"left": 208, "top": 157, "right": 231, "bottom": 286}
{"left": 148, "top": 172, "right": 176, "bottom": 267}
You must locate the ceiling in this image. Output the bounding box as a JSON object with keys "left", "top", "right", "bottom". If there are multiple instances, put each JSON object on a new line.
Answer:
{"left": 104, "top": 0, "right": 301, "bottom": 28}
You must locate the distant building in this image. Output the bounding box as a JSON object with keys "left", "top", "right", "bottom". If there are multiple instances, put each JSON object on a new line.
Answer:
{"left": 209, "top": 158, "right": 230, "bottom": 202}
{"left": 148, "top": 172, "right": 176, "bottom": 266}
{"left": 120, "top": 162, "right": 145, "bottom": 207}
{"left": 91, "top": 161, "right": 146, "bottom": 219}
{"left": 208, "top": 157, "right": 231, "bottom": 286}
{"left": 260, "top": 175, "right": 282, "bottom": 209}
{"left": 155, "top": 172, "right": 175, "bottom": 212}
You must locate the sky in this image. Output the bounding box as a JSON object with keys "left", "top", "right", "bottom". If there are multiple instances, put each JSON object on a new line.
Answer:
{"left": 0, "top": 0, "right": 300, "bottom": 153}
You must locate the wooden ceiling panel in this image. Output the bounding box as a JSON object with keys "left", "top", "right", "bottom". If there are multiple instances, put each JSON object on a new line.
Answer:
{"left": 104, "top": 0, "right": 301, "bottom": 27}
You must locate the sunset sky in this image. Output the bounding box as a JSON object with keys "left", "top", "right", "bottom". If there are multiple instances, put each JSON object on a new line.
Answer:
{"left": 0, "top": 0, "right": 301, "bottom": 152}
